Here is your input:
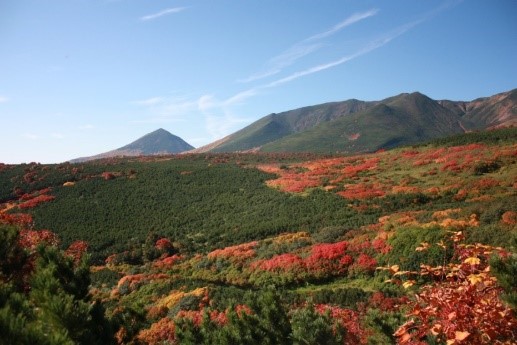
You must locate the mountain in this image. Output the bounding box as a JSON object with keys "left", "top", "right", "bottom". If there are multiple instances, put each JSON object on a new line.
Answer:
{"left": 71, "top": 128, "right": 194, "bottom": 162}
{"left": 193, "top": 89, "right": 516, "bottom": 154}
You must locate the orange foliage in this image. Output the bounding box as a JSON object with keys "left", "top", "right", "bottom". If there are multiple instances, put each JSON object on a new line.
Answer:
{"left": 18, "top": 194, "right": 55, "bottom": 209}
{"left": 137, "top": 317, "right": 176, "bottom": 345}
{"left": 18, "top": 229, "right": 59, "bottom": 251}
{"left": 501, "top": 211, "right": 517, "bottom": 226}
{"left": 65, "top": 240, "right": 89, "bottom": 265}
{"left": 337, "top": 183, "right": 385, "bottom": 199}
{"left": 153, "top": 254, "right": 184, "bottom": 268}
{"left": 207, "top": 241, "right": 258, "bottom": 261}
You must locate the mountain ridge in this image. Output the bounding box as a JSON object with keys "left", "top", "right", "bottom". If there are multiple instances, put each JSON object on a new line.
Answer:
{"left": 192, "top": 88, "right": 516, "bottom": 154}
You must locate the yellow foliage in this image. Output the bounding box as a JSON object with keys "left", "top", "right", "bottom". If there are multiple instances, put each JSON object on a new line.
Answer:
{"left": 272, "top": 231, "right": 311, "bottom": 244}
{"left": 155, "top": 287, "right": 207, "bottom": 310}
{"left": 463, "top": 257, "right": 480, "bottom": 266}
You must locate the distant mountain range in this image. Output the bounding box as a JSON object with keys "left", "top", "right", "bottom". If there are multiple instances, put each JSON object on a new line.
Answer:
{"left": 70, "top": 128, "right": 194, "bottom": 163}
{"left": 72, "top": 89, "right": 516, "bottom": 162}
{"left": 192, "top": 88, "right": 516, "bottom": 154}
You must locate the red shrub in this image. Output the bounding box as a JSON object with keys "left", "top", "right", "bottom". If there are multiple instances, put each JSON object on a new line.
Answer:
{"left": 18, "top": 229, "right": 59, "bottom": 251}
{"left": 372, "top": 238, "right": 392, "bottom": 254}
{"left": 18, "top": 194, "right": 55, "bottom": 209}
{"left": 65, "top": 240, "right": 89, "bottom": 265}
{"left": 354, "top": 253, "right": 377, "bottom": 273}
{"left": 314, "top": 304, "right": 368, "bottom": 344}
{"left": 0, "top": 213, "right": 33, "bottom": 227}
{"left": 207, "top": 241, "right": 258, "bottom": 261}
{"left": 250, "top": 253, "right": 305, "bottom": 272}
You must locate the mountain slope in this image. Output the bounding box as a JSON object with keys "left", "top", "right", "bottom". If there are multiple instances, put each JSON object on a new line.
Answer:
{"left": 71, "top": 128, "right": 194, "bottom": 162}
{"left": 193, "top": 99, "right": 375, "bottom": 153}
{"left": 262, "top": 92, "right": 464, "bottom": 153}
{"left": 199, "top": 89, "right": 516, "bottom": 154}
{"left": 451, "top": 88, "right": 517, "bottom": 129}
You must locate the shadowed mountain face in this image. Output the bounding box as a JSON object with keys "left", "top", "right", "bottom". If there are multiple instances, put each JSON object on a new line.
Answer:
{"left": 193, "top": 89, "right": 516, "bottom": 154}
{"left": 71, "top": 129, "right": 194, "bottom": 163}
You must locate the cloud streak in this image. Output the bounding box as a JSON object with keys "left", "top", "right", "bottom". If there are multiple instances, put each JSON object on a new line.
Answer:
{"left": 0, "top": 96, "right": 9, "bottom": 103}
{"left": 266, "top": 20, "right": 420, "bottom": 88}
{"left": 140, "top": 7, "right": 186, "bottom": 21}
{"left": 306, "top": 8, "right": 379, "bottom": 41}
{"left": 239, "top": 9, "right": 379, "bottom": 83}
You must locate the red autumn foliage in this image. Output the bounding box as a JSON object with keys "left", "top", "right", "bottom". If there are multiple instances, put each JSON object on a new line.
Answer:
{"left": 337, "top": 183, "right": 385, "bottom": 199}
{"left": 501, "top": 211, "right": 517, "bottom": 225}
{"left": 372, "top": 238, "right": 392, "bottom": 254}
{"left": 365, "top": 292, "right": 408, "bottom": 312}
{"left": 353, "top": 253, "right": 377, "bottom": 273}
{"left": 176, "top": 309, "right": 228, "bottom": 327}
{"left": 388, "top": 233, "right": 517, "bottom": 344}
{"left": 304, "top": 241, "right": 353, "bottom": 275}
{"left": 0, "top": 213, "right": 33, "bottom": 227}
{"left": 473, "top": 177, "right": 500, "bottom": 190}
{"left": 314, "top": 304, "right": 369, "bottom": 345}
{"left": 65, "top": 240, "right": 89, "bottom": 265}
{"left": 155, "top": 238, "right": 174, "bottom": 252}
{"left": 250, "top": 253, "right": 305, "bottom": 273}
{"left": 117, "top": 273, "right": 170, "bottom": 293}
{"left": 207, "top": 241, "right": 258, "bottom": 261}
{"left": 309, "top": 241, "right": 348, "bottom": 260}
{"left": 153, "top": 254, "right": 184, "bottom": 268}
{"left": 18, "top": 229, "right": 59, "bottom": 251}
{"left": 18, "top": 194, "right": 56, "bottom": 209}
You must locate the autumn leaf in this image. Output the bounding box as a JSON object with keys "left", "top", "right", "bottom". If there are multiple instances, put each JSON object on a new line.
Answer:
{"left": 463, "top": 257, "right": 480, "bottom": 265}
{"left": 455, "top": 331, "right": 470, "bottom": 341}
{"left": 467, "top": 274, "right": 483, "bottom": 285}
{"left": 402, "top": 280, "right": 415, "bottom": 289}
{"left": 431, "top": 323, "right": 442, "bottom": 336}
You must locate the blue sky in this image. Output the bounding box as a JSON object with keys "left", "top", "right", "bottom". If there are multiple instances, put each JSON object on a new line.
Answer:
{"left": 1, "top": 0, "right": 516, "bottom": 163}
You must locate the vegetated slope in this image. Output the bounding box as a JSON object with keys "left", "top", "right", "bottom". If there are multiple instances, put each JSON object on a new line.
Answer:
{"left": 1, "top": 128, "right": 516, "bottom": 344}
{"left": 0, "top": 128, "right": 513, "bottom": 263}
{"left": 22, "top": 156, "right": 373, "bottom": 261}
{"left": 262, "top": 92, "right": 465, "bottom": 152}
{"left": 456, "top": 88, "right": 517, "bottom": 129}
{"left": 71, "top": 128, "right": 194, "bottom": 163}
{"left": 200, "top": 88, "right": 516, "bottom": 153}
{"left": 193, "top": 99, "right": 375, "bottom": 153}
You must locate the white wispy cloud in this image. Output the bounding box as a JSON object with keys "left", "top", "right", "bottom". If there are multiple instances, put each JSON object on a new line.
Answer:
{"left": 265, "top": 20, "right": 421, "bottom": 88}
{"left": 140, "top": 7, "right": 186, "bottom": 21}
{"left": 239, "top": 43, "right": 322, "bottom": 83}
{"left": 239, "top": 9, "right": 379, "bottom": 83}
{"left": 306, "top": 9, "right": 379, "bottom": 41}
{"left": 130, "top": 95, "right": 199, "bottom": 125}
{"left": 0, "top": 96, "right": 9, "bottom": 103}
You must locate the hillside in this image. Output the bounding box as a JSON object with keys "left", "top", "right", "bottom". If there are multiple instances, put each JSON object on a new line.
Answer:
{"left": 195, "top": 99, "right": 375, "bottom": 153}
{"left": 1, "top": 128, "right": 516, "bottom": 344}
{"left": 196, "top": 89, "right": 516, "bottom": 153}
{"left": 71, "top": 128, "right": 194, "bottom": 163}
{"left": 262, "top": 92, "right": 465, "bottom": 152}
